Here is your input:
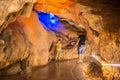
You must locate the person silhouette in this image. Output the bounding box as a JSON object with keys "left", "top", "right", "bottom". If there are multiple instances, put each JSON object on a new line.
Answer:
{"left": 77, "top": 32, "right": 86, "bottom": 63}
{"left": 55, "top": 39, "right": 62, "bottom": 61}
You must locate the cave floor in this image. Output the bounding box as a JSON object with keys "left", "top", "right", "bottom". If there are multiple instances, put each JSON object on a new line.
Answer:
{"left": 0, "top": 59, "right": 90, "bottom": 80}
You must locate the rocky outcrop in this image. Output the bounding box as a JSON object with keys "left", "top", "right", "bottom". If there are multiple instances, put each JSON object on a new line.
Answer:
{"left": 0, "top": 0, "right": 36, "bottom": 75}
{"left": 0, "top": 0, "right": 36, "bottom": 33}
{"left": 0, "top": 11, "right": 56, "bottom": 75}
{"left": 78, "top": 0, "right": 120, "bottom": 79}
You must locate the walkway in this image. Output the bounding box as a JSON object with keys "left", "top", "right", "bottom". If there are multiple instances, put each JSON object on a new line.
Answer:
{"left": 0, "top": 59, "right": 88, "bottom": 80}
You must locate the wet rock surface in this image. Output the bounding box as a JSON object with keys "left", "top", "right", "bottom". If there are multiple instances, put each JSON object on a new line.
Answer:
{"left": 0, "top": 59, "right": 88, "bottom": 80}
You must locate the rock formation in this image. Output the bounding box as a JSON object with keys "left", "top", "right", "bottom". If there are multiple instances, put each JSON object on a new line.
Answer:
{"left": 0, "top": 0, "right": 120, "bottom": 80}
{"left": 0, "top": 0, "right": 36, "bottom": 75}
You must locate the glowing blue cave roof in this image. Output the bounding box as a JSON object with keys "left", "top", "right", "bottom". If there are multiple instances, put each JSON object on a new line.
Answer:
{"left": 37, "top": 12, "right": 61, "bottom": 31}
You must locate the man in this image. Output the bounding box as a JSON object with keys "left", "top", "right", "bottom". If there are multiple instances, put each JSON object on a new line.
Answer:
{"left": 55, "top": 39, "right": 62, "bottom": 61}
{"left": 77, "top": 32, "right": 86, "bottom": 63}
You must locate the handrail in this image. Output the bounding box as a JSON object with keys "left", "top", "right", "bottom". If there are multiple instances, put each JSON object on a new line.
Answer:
{"left": 91, "top": 55, "right": 120, "bottom": 67}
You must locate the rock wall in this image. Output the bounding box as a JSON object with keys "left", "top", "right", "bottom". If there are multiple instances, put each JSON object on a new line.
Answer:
{"left": 0, "top": 0, "right": 36, "bottom": 75}
{"left": 0, "top": 0, "right": 36, "bottom": 33}
{"left": 77, "top": 0, "right": 120, "bottom": 80}
{"left": 19, "top": 12, "right": 56, "bottom": 66}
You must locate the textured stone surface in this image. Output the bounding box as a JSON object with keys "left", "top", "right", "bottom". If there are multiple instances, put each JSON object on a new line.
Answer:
{"left": 20, "top": 11, "right": 56, "bottom": 66}
{"left": 102, "top": 66, "right": 120, "bottom": 80}
{"left": 0, "top": 0, "right": 120, "bottom": 79}
{"left": 0, "top": 0, "right": 36, "bottom": 74}
{"left": 0, "top": 0, "right": 36, "bottom": 33}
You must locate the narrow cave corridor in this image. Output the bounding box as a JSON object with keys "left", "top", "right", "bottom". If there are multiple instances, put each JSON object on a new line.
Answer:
{"left": 0, "top": 0, "right": 120, "bottom": 80}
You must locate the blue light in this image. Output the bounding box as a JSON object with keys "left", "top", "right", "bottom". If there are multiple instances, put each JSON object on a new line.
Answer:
{"left": 50, "top": 13, "right": 56, "bottom": 23}
{"left": 37, "top": 12, "right": 61, "bottom": 31}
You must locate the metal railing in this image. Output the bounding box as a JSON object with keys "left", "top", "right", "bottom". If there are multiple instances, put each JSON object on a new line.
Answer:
{"left": 91, "top": 54, "right": 120, "bottom": 67}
